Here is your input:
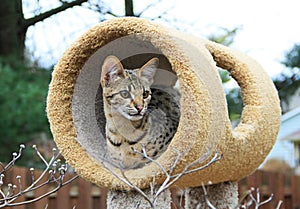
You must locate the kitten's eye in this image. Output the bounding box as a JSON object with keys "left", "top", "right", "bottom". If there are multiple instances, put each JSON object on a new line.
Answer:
{"left": 119, "top": 90, "right": 131, "bottom": 98}
{"left": 143, "top": 90, "right": 150, "bottom": 99}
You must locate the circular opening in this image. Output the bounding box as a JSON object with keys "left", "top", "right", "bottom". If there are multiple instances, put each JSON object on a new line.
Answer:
{"left": 72, "top": 36, "right": 181, "bottom": 169}
{"left": 49, "top": 22, "right": 231, "bottom": 188}
{"left": 219, "top": 68, "right": 243, "bottom": 127}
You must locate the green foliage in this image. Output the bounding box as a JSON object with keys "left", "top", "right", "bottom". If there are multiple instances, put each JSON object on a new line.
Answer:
{"left": 282, "top": 44, "right": 300, "bottom": 68}
{"left": 219, "top": 69, "right": 243, "bottom": 123}
{"left": 218, "top": 69, "right": 232, "bottom": 83}
{"left": 210, "top": 28, "right": 244, "bottom": 122}
{"left": 208, "top": 27, "right": 241, "bottom": 47}
{"left": 273, "top": 44, "right": 300, "bottom": 112}
{"left": 226, "top": 88, "right": 243, "bottom": 122}
{"left": 0, "top": 56, "right": 51, "bottom": 165}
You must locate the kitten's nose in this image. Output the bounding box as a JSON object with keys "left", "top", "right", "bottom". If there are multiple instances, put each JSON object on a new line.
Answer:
{"left": 135, "top": 105, "right": 143, "bottom": 113}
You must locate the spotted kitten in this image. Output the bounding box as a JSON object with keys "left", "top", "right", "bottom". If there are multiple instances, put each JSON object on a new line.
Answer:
{"left": 100, "top": 56, "right": 180, "bottom": 169}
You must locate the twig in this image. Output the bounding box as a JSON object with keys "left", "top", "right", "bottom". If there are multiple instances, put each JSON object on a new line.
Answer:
{"left": 237, "top": 187, "right": 281, "bottom": 209}
{"left": 0, "top": 145, "right": 25, "bottom": 175}
{"left": 102, "top": 163, "right": 155, "bottom": 208}
{"left": 201, "top": 183, "right": 217, "bottom": 209}
{"left": 234, "top": 188, "right": 253, "bottom": 209}
{"left": 249, "top": 188, "right": 274, "bottom": 209}
{"left": 0, "top": 145, "right": 78, "bottom": 208}
{"left": 276, "top": 200, "right": 283, "bottom": 209}
{"left": 155, "top": 150, "right": 222, "bottom": 197}
{"left": 103, "top": 146, "right": 222, "bottom": 208}
{"left": 120, "top": 169, "right": 155, "bottom": 208}
{"left": 136, "top": 0, "right": 161, "bottom": 17}
{"left": 3, "top": 175, "right": 78, "bottom": 207}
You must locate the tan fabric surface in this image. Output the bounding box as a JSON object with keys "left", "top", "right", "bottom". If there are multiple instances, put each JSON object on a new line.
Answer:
{"left": 47, "top": 17, "right": 281, "bottom": 190}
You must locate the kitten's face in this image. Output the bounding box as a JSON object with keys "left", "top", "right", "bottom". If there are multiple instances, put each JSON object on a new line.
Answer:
{"left": 101, "top": 56, "right": 158, "bottom": 121}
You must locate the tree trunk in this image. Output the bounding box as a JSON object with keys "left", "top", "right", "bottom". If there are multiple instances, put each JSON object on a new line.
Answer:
{"left": 0, "top": 0, "right": 26, "bottom": 58}
{"left": 0, "top": 0, "right": 88, "bottom": 60}
{"left": 185, "top": 182, "right": 238, "bottom": 209}
{"left": 125, "top": 0, "right": 135, "bottom": 16}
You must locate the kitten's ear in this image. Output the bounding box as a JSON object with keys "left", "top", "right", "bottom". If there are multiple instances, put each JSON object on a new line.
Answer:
{"left": 140, "top": 58, "right": 159, "bottom": 85}
{"left": 101, "top": 56, "right": 125, "bottom": 87}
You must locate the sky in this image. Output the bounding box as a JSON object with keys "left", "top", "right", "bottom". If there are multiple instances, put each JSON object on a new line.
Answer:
{"left": 25, "top": 0, "right": 300, "bottom": 78}
{"left": 154, "top": 0, "right": 300, "bottom": 77}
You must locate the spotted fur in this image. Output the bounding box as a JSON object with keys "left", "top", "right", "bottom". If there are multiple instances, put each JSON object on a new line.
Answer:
{"left": 100, "top": 56, "right": 180, "bottom": 169}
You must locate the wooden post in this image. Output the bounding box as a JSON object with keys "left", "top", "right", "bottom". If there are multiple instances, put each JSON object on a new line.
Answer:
{"left": 107, "top": 188, "right": 171, "bottom": 209}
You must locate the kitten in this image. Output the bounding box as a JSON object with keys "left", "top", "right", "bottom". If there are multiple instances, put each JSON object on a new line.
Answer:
{"left": 100, "top": 56, "right": 180, "bottom": 169}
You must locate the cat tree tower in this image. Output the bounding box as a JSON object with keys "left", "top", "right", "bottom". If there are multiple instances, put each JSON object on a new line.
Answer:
{"left": 47, "top": 17, "right": 281, "bottom": 208}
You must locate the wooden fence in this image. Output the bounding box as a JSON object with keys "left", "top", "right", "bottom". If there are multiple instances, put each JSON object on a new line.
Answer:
{"left": 2, "top": 167, "right": 300, "bottom": 209}
{"left": 239, "top": 170, "right": 300, "bottom": 209}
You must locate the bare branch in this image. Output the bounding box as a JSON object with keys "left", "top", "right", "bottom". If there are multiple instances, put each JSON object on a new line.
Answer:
{"left": 236, "top": 187, "right": 280, "bottom": 209}
{"left": 157, "top": 150, "right": 222, "bottom": 195}
{"left": 200, "top": 183, "right": 217, "bottom": 209}
{"left": 0, "top": 145, "right": 78, "bottom": 208}
{"left": 136, "top": 0, "right": 161, "bottom": 17}
{"left": 102, "top": 162, "right": 155, "bottom": 208}
{"left": 3, "top": 175, "right": 78, "bottom": 207}
{"left": 103, "top": 146, "right": 221, "bottom": 208}
{"left": 120, "top": 170, "right": 155, "bottom": 208}
{"left": 249, "top": 188, "right": 274, "bottom": 209}
{"left": 23, "top": 0, "right": 88, "bottom": 29}
{"left": 234, "top": 188, "right": 253, "bottom": 209}
{"left": 150, "top": 3, "right": 176, "bottom": 21}
{"left": 133, "top": 146, "right": 169, "bottom": 175}
{"left": 0, "top": 144, "right": 25, "bottom": 175}
{"left": 82, "top": 2, "right": 120, "bottom": 18}
{"left": 276, "top": 200, "right": 283, "bottom": 209}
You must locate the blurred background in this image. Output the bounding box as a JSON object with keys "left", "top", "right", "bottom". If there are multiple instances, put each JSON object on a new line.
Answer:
{"left": 0, "top": 0, "right": 299, "bottom": 172}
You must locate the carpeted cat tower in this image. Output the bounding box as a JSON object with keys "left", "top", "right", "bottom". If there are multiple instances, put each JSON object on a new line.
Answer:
{"left": 47, "top": 17, "right": 281, "bottom": 208}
